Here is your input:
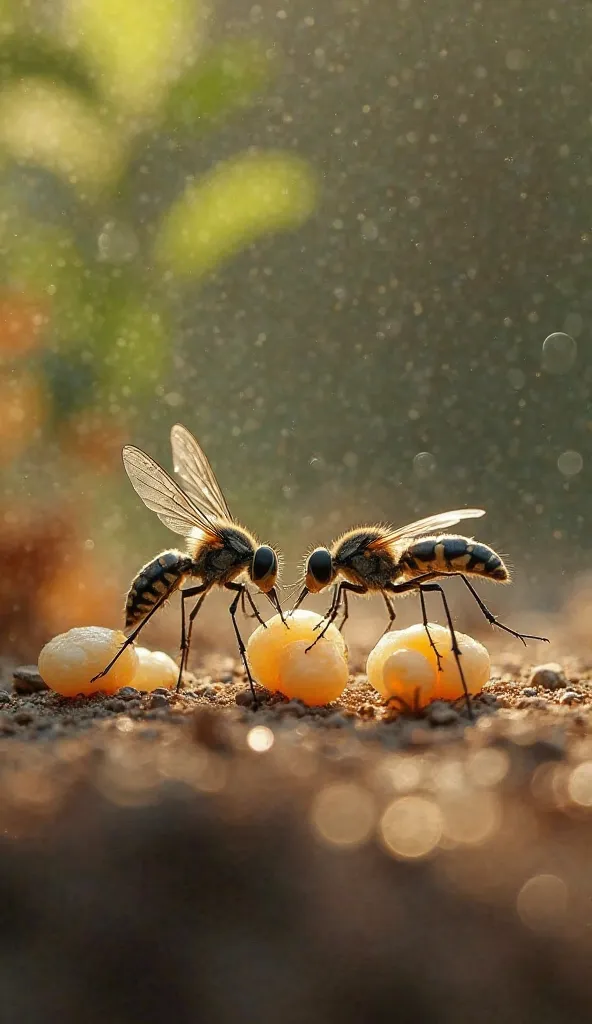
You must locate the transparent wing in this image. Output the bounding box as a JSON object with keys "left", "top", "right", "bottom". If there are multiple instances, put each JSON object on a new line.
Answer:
{"left": 369, "top": 508, "right": 486, "bottom": 549}
{"left": 122, "top": 445, "right": 222, "bottom": 539}
{"left": 170, "top": 424, "right": 233, "bottom": 522}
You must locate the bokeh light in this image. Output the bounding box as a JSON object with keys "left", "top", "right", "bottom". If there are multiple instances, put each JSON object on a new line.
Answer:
{"left": 516, "top": 874, "right": 568, "bottom": 935}
{"left": 378, "top": 796, "right": 442, "bottom": 860}
{"left": 311, "top": 782, "right": 375, "bottom": 849}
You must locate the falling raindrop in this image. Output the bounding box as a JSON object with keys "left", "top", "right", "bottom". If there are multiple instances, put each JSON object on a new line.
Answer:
{"left": 541, "top": 333, "right": 577, "bottom": 375}
{"left": 557, "top": 450, "right": 583, "bottom": 477}
{"left": 413, "top": 451, "right": 436, "bottom": 478}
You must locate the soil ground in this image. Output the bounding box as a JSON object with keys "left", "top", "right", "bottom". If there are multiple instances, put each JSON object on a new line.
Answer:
{"left": 1, "top": 645, "right": 592, "bottom": 1023}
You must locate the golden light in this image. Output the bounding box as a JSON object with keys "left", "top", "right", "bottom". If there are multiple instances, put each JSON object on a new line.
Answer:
{"left": 466, "top": 746, "right": 510, "bottom": 788}
{"left": 379, "top": 796, "right": 442, "bottom": 860}
{"left": 516, "top": 874, "right": 568, "bottom": 935}
{"left": 567, "top": 761, "right": 592, "bottom": 807}
{"left": 247, "top": 725, "right": 275, "bottom": 753}
{"left": 439, "top": 789, "right": 501, "bottom": 847}
{"left": 311, "top": 782, "right": 375, "bottom": 849}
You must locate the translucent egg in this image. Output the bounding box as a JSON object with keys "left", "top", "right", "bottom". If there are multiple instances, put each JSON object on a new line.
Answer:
{"left": 247, "top": 610, "right": 347, "bottom": 703}
{"left": 279, "top": 639, "right": 349, "bottom": 705}
{"left": 133, "top": 647, "right": 178, "bottom": 691}
{"left": 38, "top": 626, "right": 138, "bottom": 697}
{"left": 382, "top": 648, "right": 437, "bottom": 703}
{"left": 367, "top": 623, "right": 490, "bottom": 707}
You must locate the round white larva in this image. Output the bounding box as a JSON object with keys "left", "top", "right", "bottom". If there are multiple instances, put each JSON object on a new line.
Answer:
{"left": 247, "top": 610, "right": 346, "bottom": 692}
{"left": 367, "top": 623, "right": 490, "bottom": 706}
{"left": 133, "top": 647, "right": 178, "bottom": 691}
{"left": 278, "top": 639, "right": 349, "bottom": 706}
{"left": 38, "top": 626, "right": 138, "bottom": 697}
{"left": 381, "top": 648, "right": 436, "bottom": 701}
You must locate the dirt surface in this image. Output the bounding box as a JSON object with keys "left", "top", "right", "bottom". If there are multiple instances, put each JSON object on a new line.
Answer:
{"left": 2, "top": 651, "right": 592, "bottom": 1022}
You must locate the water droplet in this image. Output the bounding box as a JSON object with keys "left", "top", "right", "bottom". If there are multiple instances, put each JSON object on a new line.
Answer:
{"left": 360, "top": 219, "right": 379, "bottom": 241}
{"left": 98, "top": 220, "right": 139, "bottom": 264}
{"left": 505, "top": 49, "right": 529, "bottom": 71}
{"left": 557, "top": 450, "right": 583, "bottom": 477}
{"left": 413, "top": 452, "right": 436, "bottom": 477}
{"left": 507, "top": 368, "right": 525, "bottom": 390}
{"left": 541, "top": 333, "right": 577, "bottom": 375}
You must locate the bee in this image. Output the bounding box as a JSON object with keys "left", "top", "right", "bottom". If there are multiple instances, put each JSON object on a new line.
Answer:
{"left": 92, "top": 424, "right": 284, "bottom": 700}
{"left": 292, "top": 508, "right": 549, "bottom": 717}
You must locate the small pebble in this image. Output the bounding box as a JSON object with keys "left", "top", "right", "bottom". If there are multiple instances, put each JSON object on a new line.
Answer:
{"left": 0, "top": 714, "right": 16, "bottom": 734}
{"left": 152, "top": 687, "right": 174, "bottom": 697}
{"left": 190, "top": 707, "right": 230, "bottom": 751}
{"left": 116, "top": 686, "right": 140, "bottom": 701}
{"left": 559, "top": 690, "right": 581, "bottom": 704}
{"left": 325, "top": 712, "right": 350, "bottom": 728}
{"left": 0, "top": 691, "right": 12, "bottom": 704}
{"left": 150, "top": 694, "right": 170, "bottom": 710}
{"left": 276, "top": 700, "right": 307, "bottom": 718}
{"left": 13, "top": 666, "right": 49, "bottom": 695}
{"left": 104, "top": 698, "right": 126, "bottom": 713}
{"left": 235, "top": 688, "right": 258, "bottom": 707}
{"left": 522, "top": 687, "right": 538, "bottom": 697}
{"left": 14, "top": 710, "right": 34, "bottom": 725}
{"left": 428, "top": 702, "right": 459, "bottom": 726}
{"left": 529, "top": 663, "right": 566, "bottom": 691}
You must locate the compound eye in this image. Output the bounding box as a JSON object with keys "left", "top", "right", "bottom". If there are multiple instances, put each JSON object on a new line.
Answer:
{"left": 308, "top": 548, "right": 333, "bottom": 585}
{"left": 252, "top": 545, "right": 277, "bottom": 583}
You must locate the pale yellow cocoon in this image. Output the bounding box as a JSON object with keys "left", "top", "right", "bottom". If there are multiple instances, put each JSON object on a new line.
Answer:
{"left": 133, "top": 647, "right": 178, "bottom": 692}
{"left": 279, "top": 640, "right": 349, "bottom": 706}
{"left": 38, "top": 626, "right": 138, "bottom": 697}
{"left": 367, "top": 623, "right": 490, "bottom": 707}
{"left": 247, "top": 610, "right": 348, "bottom": 705}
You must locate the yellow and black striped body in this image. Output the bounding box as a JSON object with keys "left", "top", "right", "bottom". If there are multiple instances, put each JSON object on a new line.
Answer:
{"left": 397, "top": 534, "right": 509, "bottom": 583}
{"left": 125, "top": 549, "right": 194, "bottom": 629}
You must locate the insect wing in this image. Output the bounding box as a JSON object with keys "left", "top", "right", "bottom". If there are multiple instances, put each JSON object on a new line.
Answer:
{"left": 170, "top": 424, "right": 233, "bottom": 522}
{"left": 122, "top": 445, "right": 222, "bottom": 540}
{"left": 369, "top": 508, "right": 486, "bottom": 550}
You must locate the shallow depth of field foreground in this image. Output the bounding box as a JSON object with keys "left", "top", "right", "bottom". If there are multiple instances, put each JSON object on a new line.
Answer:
{"left": 2, "top": 622, "right": 592, "bottom": 1022}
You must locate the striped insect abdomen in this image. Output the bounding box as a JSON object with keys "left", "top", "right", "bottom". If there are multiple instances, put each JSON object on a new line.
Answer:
{"left": 398, "top": 534, "right": 509, "bottom": 582}
{"left": 125, "top": 550, "right": 194, "bottom": 629}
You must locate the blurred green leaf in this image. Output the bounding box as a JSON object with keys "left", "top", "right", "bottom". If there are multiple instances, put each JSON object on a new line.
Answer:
{"left": 165, "top": 38, "right": 273, "bottom": 129}
{"left": 0, "top": 36, "right": 97, "bottom": 98}
{"left": 100, "top": 297, "right": 168, "bottom": 395}
{"left": 155, "top": 151, "right": 317, "bottom": 277}
{"left": 65, "top": 0, "right": 205, "bottom": 119}
{"left": 0, "top": 80, "right": 123, "bottom": 190}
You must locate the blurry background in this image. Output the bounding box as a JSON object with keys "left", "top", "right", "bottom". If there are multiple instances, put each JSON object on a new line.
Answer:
{"left": 0, "top": 0, "right": 589, "bottom": 656}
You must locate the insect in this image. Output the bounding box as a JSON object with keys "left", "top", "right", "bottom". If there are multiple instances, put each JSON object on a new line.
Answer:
{"left": 91, "top": 424, "right": 284, "bottom": 700}
{"left": 291, "top": 508, "right": 549, "bottom": 717}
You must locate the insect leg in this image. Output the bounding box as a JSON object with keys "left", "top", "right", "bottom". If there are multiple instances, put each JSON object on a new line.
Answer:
{"left": 418, "top": 588, "right": 443, "bottom": 671}
{"left": 225, "top": 582, "right": 259, "bottom": 706}
{"left": 380, "top": 592, "right": 397, "bottom": 637}
{"left": 458, "top": 575, "right": 549, "bottom": 645}
{"left": 387, "top": 576, "right": 474, "bottom": 719}
{"left": 241, "top": 587, "right": 267, "bottom": 628}
{"left": 418, "top": 582, "right": 473, "bottom": 720}
{"left": 306, "top": 582, "right": 367, "bottom": 651}
{"left": 90, "top": 590, "right": 171, "bottom": 682}
{"left": 290, "top": 587, "right": 309, "bottom": 615}
{"left": 267, "top": 586, "right": 287, "bottom": 625}
{"left": 177, "top": 583, "right": 210, "bottom": 691}
{"left": 313, "top": 583, "right": 341, "bottom": 631}
{"left": 336, "top": 589, "right": 350, "bottom": 632}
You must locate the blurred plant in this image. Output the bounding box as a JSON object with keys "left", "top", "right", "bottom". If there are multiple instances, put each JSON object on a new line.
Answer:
{"left": 0, "top": 0, "right": 316, "bottom": 650}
